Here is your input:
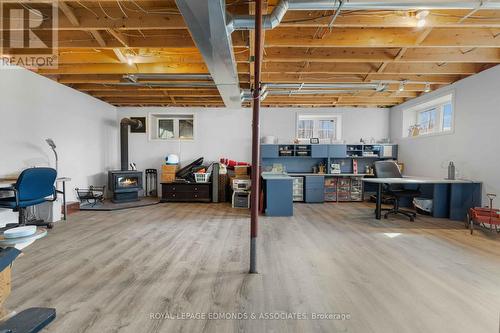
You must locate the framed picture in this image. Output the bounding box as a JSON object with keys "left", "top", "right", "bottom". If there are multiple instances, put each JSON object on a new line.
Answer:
{"left": 130, "top": 117, "right": 146, "bottom": 133}
{"left": 310, "top": 138, "right": 320, "bottom": 144}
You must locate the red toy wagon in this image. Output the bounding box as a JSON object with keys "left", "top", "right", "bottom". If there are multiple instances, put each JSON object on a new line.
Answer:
{"left": 466, "top": 194, "right": 500, "bottom": 234}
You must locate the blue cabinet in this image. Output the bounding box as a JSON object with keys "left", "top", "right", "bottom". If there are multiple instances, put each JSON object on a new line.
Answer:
{"left": 261, "top": 145, "right": 279, "bottom": 158}
{"left": 305, "top": 176, "right": 325, "bottom": 203}
{"left": 264, "top": 177, "right": 293, "bottom": 216}
{"left": 311, "top": 145, "right": 328, "bottom": 158}
{"left": 328, "top": 145, "right": 347, "bottom": 158}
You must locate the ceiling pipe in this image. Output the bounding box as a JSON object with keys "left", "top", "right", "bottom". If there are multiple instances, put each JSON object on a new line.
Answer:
{"left": 265, "top": 83, "right": 386, "bottom": 90}
{"left": 124, "top": 74, "right": 213, "bottom": 81}
{"left": 106, "top": 82, "right": 216, "bottom": 88}
{"left": 241, "top": 83, "right": 388, "bottom": 101}
{"left": 228, "top": 0, "right": 500, "bottom": 31}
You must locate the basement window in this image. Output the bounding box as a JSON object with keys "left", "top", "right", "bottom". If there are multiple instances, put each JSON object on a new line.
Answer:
{"left": 150, "top": 114, "right": 194, "bottom": 140}
{"left": 402, "top": 94, "right": 454, "bottom": 138}
{"left": 296, "top": 114, "right": 342, "bottom": 142}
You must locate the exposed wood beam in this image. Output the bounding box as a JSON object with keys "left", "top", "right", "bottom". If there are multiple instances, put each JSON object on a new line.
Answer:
{"left": 89, "top": 30, "right": 106, "bottom": 47}
{"left": 261, "top": 62, "right": 488, "bottom": 75}
{"left": 263, "top": 47, "right": 500, "bottom": 63}
{"left": 264, "top": 28, "right": 500, "bottom": 48}
{"left": 112, "top": 49, "right": 128, "bottom": 63}
{"left": 27, "top": 9, "right": 500, "bottom": 31}
{"left": 38, "top": 62, "right": 214, "bottom": 75}
{"left": 58, "top": 2, "right": 79, "bottom": 26}
{"left": 106, "top": 29, "right": 130, "bottom": 48}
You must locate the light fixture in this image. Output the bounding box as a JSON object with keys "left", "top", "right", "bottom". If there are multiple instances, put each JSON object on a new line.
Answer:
{"left": 416, "top": 10, "right": 429, "bottom": 28}
{"left": 416, "top": 10, "right": 430, "bottom": 20}
{"left": 126, "top": 55, "right": 134, "bottom": 66}
{"left": 424, "top": 82, "right": 431, "bottom": 92}
{"left": 416, "top": 19, "right": 426, "bottom": 28}
{"left": 384, "top": 233, "right": 402, "bottom": 238}
{"left": 398, "top": 81, "right": 405, "bottom": 92}
{"left": 45, "top": 138, "right": 58, "bottom": 172}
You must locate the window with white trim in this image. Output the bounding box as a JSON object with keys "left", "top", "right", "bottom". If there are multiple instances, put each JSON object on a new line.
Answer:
{"left": 296, "top": 114, "right": 342, "bottom": 142}
{"left": 402, "top": 94, "right": 453, "bottom": 138}
{"left": 150, "top": 114, "right": 194, "bottom": 140}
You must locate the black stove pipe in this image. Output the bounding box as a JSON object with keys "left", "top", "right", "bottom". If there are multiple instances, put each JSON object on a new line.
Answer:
{"left": 120, "top": 118, "right": 143, "bottom": 171}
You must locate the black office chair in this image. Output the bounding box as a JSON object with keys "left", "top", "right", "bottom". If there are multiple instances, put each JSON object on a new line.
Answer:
{"left": 374, "top": 161, "right": 421, "bottom": 221}
{"left": 0, "top": 167, "right": 57, "bottom": 229}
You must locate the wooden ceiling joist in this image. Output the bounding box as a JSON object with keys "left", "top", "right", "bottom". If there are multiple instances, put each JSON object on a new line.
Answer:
{"left": 10, "top": 1, "right": 500, "bottom": 107}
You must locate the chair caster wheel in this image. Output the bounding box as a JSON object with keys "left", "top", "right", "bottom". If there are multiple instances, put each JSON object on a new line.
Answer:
{"left": 47, "top": 223, "right": 54, "bottom": 229}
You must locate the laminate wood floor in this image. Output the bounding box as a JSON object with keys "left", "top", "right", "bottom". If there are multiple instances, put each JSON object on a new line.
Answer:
{"left": 6, "top": 202, "right": 500, "bottom": 333}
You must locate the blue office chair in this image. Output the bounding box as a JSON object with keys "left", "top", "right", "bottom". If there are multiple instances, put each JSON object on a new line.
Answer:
{"left": 0, "top": 167, "right": 57, "bottom": 229}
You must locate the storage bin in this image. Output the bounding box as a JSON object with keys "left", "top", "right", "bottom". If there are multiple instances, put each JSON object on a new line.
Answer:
{"left": 413, "top": 197, "right": 433, "bottom": 214}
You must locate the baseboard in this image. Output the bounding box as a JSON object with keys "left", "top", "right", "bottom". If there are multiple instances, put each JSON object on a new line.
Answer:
{"left": 64, "top": 202, "right": 80, "bottom": 215}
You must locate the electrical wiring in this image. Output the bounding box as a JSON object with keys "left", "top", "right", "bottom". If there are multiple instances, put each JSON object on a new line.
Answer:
{"left": 75, "top": 1, "right": 100, "bottom": 18}
{"left": 116, "top": 0, "right": 129, "bottom": 18}
{"left": 127, "top": 0, "right": 181, "bottom": 15}
{"left": 98, "top": 1, "right": 121, "bottom": 20}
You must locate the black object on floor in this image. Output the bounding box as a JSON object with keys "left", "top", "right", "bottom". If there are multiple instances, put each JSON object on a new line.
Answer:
{"left": 145, "top": 169, "right": 158, "bottom": 197}
{"left": 80, "top": 197, "right": 160, "bottom": 211}
{"left": 0, "top": 307, "right": 55, "bottom": 333}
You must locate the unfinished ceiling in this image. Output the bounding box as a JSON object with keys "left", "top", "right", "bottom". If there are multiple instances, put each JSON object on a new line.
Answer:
{"left": 12, "top": 0, "right": 500, "bottom": 107}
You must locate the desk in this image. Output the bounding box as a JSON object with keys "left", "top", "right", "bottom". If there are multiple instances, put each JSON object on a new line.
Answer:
{"left": 364, "top": 177, "right": 482, "bottom": 221}
{"left": 0, "top": 177, "right": 71, "bottom": 221}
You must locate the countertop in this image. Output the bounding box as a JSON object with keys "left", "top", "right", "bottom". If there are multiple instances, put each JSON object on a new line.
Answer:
{"left": 261, "top": 172, "right": 292, "bottom": 180}
{"left": 363, "top": 177, "right": 481, "bottom": 184}
{"left": 288, "top": 173, "right": 371, "bottom": 177}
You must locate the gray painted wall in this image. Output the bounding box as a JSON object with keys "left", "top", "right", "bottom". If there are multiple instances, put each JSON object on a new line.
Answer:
{"left": 390, "top": 65, "right": 500, "bottom": 204}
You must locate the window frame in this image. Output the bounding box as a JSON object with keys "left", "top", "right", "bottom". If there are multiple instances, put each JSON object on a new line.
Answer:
{"left": 296, "top": 114, "right": 342, "bottom": 143}
{"left": 149, "top": 113, "right": 196, "bottom": 141}
{"left": 402, "top": 93, "right": 454, "bottom": 139}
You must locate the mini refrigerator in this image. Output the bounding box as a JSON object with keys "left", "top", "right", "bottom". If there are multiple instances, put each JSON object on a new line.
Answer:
{"left": 291, "top": 176, "right": 304, "bottom": 202}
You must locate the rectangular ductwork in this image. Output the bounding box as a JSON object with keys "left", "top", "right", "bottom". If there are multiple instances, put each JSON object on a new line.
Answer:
{"left": 175, "top": 0, "right": 242, "bottom": 108}
{"left": 228, "top": 0, "right": 500, "bottom": 31}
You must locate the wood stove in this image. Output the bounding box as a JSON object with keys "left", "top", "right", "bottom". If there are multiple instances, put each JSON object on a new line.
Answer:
{"left": 108, "top": 170, "right": 143, "bottom": 203}
{"left": 108, "top": 118, "right": 144, "bottom": 203}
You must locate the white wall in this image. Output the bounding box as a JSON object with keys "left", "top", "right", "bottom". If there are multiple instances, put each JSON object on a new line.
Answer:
{"left": 0, "top": 67, "right": 119, "bottom": 224}
{"left": 390, "top": 65, "right": 500, "bottom": 203}
{"left": 117, "top": 107, "right": 390, "bottom": 169}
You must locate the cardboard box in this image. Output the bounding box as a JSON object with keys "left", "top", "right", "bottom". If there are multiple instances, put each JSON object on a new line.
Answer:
{"left": 162, "top": 164, "right": 177, "bottom": 175}
{"left": 234, "top": 165, "right": 249, "bottom": 176}
{"left": 161, "top": 173, "right": 176, "bottom": 183}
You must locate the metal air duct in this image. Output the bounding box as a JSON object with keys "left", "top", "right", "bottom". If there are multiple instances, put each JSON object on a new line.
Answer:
{"left": 228, "top": 0, "right": 500, "bottom": 31}
{"left": 175, "top": 0, "right": 242, "bottom": 108}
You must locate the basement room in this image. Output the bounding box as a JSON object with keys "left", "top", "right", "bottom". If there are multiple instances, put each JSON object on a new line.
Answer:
{"left": 1, "top": 0, "right": 500, "bottom": 332}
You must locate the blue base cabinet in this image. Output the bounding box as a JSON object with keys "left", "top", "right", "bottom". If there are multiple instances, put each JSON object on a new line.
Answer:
{"left": 305, "top": 176, "right": 325, "bottom": 203}
{"left": 264, "top": 178, "right": 293, "bottom": 216}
